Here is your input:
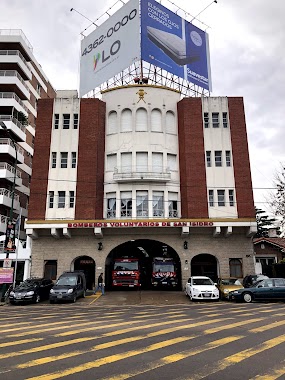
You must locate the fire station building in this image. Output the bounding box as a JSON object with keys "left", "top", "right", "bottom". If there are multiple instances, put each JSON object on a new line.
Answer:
{"left": 25, "top": 85, "right": 257, "bottom": 290}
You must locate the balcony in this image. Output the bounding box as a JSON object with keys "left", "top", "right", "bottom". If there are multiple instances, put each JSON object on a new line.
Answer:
{"left": 0, "top": 50, "right": 32, "bottom": 80}
{"left": 0, "top": 115, "right": 26, "bottom": 142}
{"left": 0, "top": 70, "right": 30, "bottom": 100}
{"left": 0, "top": 162, "right": 22, "bottom": 187}
{"left": 0, "top": 92, "right": 28, "bottom": 118}
{"left": 0, "top": 214, "right": 9, "bottom": 234}
{"left": 113, "top": 166, "right": 171, "bottom": 183}
{"left": 0, "top": 188, "right": 20, "bottom": 210}
{"left": 0, "top": 138, "right": 24, "bottom": 163}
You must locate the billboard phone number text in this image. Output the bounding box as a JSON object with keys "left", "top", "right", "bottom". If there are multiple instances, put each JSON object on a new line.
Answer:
{"left": 82, "top": 8, "right": 138, "bottom": 57}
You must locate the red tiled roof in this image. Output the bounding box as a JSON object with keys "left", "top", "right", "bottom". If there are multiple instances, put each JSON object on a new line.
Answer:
{"left": 253, "top": 237, "right": 285, "bottom": 249}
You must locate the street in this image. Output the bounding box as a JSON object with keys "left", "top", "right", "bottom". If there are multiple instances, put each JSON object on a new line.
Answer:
{"left": 0, "top": 293, "right": 285, "bottom": 379}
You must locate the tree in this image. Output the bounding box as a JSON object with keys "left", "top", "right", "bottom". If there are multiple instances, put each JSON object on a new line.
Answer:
{"left": 270, "top": 163, "right": 285, "bottom": 234}
{"left": 254, "top": 207, "right": 281, "bottom": 238}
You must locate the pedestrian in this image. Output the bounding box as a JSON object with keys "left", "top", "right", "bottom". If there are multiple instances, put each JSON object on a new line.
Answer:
{"left": 94, "top": 273, "right": 105, "bottom": 295}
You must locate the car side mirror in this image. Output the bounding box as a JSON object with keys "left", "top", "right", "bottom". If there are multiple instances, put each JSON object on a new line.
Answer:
{"left": 214, "top": 283, "right": 217, "bottom": 286}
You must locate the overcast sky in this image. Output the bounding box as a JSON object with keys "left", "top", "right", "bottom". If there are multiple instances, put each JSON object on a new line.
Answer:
{"left": 1, "top": 0, "right": 284, "bottom": 217}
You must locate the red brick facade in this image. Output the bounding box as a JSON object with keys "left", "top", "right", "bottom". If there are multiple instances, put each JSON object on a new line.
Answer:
{"left": 75, "top": 99, "right": 106, "bottom": 219}
{"left": 228, "top": 98, "right": 255, "bottom": 218}
{"left": 28, "top": 98, "right": 54, "bottom": 220}
{"left": 178, "top": 98, "right": 208, "bottom": 218}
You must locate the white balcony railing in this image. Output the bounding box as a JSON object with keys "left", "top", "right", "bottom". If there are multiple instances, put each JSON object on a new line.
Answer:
{"left": 0, "top": 187, "right": 20, "bottom": 203}
{"left": 0, "top": 29, "right": 33, "bottom": 52}
{"left": 0, "top": 162, "right": 21, "bottom": 179}
{"left": 0, "top": 138, "right": 24, "bottom": 156}
{"left": 0, "top": 92, "right": 29, "bottom": 113}
{"left": 0, "top": 49, "right": 28, "bottom": 65}
{"left": 113, "top": 166, "right": 171, "bottom": 182}
{"left": 0, "top": 70, "right": 30, "bottom": 92}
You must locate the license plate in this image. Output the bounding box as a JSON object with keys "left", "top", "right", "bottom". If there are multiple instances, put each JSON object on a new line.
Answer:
{"left": 129, "top": 285, "right": 134, "bottom": 287}
{"left": 16, "top": 296, "right": 22, "bottom": 299}
{"left": 57, "top": 294, "right": 62, "bottom": 299}
{"left": 203, "top": 293, "right": 211, "bottom": 297}
{"left": 162, "top": 282, "right": 167, "bottom": 285}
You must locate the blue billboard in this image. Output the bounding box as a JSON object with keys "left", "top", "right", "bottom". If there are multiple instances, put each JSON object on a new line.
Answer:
{"left": 141, "top": 0, "right": 212, "bottom": 91}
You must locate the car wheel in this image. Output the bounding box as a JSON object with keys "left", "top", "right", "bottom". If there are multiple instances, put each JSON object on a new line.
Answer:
{"left": 189, "top": 292, "right": 193, "bottom": 301}
{"left": 35, "top": 295, "right": 40, "bottom": 303}
{"left": 72, "top": 294, "right": 77, "bottom": 303}
{"left": 82, "top": 290, "right": 86, "bottom": 298}
{"left": 243, "top": 292, "right": 253, "bottom": 303}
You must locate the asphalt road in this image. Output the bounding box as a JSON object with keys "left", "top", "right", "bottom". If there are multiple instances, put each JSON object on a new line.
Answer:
{"left": 1, "top": 292, "right": 285, "bottom": 379}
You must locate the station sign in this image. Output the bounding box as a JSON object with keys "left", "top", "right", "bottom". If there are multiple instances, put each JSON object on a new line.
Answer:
{"left": 68, "top": 221, "right": 213, "bottom": 228}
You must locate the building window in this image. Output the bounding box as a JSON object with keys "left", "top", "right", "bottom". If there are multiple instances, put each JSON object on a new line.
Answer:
{"left": 229, "top": 259, "right": 242, "bottom": 278}
{"left": 73, "top": 114, "right": 78, "bottom": 129}
{"left": 49, "top": 191, "right": 54, "bottom": 208}
{"left": 120, "top": 191, "right": 132, "bottom": 217}
{"left": 223, "top": 112, "right": 228, "bottom": 128}
{"left": 52, "top": 152, "right": 57, "bottom": 168}
{"left": 107, "top": 154, "right": 117, "bottom": 171}
{"left": 107, "top": 193, "right": 116, "bottom": 218}
{"left": 121, "top": 109, "right": 132, "bottom": 132}
{"left": 60, "top": 152, "right": 68, "bottom": 168}
{"left": 208, "top": 190, "right": 214, "bottom": 207}
{"left": 206, "top": 151, "right": 211, "bottom": 167}
{"left": 71, "top": 152, "right": 77, "bottom": 168}
{"left": 226, "top": 151, "right": 231, "bottom": 167}
{"left": 167, "top": 154, "right": 176, "bottom": 171}
{"left": 204, "top": 112, "right": 209, "bottom": 128}
{"left": 58, "top": 191, "right": 65, "bottom": 208}
{"left": 168, "top": 192, "right": 178, "bottom": 217}
{"left": 151, "top": 109, "right": 162, "bottom": 132}
{"left": 54, "top": 114, "right": 59, "bottom": 129}
{"left": 212, "top": 112, "right": 219, "bottom": 128}
{"left": 108, "top": 111, "right": 118, "bottom": 134}
{"left": 165, "top": 111, "right": 176, "bottom": 134}
{"left": 215, "top": 151, "right": 222, "bottom": 167}
{"left": 44, "top": 260, "right": 57, "bottom": 281}
{"left": 217, "top": 190, "right": 225, "bottom": 206}
{"left": 63, "top": 114, "right": 70, "bottom": 129}
{"left": 229, "top": 190, "right": 235, "bottom": 206}
{"left": 136, "top": 191, "right": 148, "bottom": 217}
{"left": 136, "top": 108, "right": 148, "bottom": 131}
{"left": 69, "top": 191, "right": 75, "bottom": 208}
{"left": 153, "top": 191, "right": 164, "bottom": 217}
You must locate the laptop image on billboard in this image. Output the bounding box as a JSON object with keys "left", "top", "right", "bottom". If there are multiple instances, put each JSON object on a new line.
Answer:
{"left": 147, "top": 26, "right": 200, "bottom": 66}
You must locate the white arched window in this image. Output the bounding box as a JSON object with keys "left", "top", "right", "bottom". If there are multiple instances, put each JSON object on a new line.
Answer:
{"left": 107, "top": 111, "right": 117, "bottom": 134}
{"left": 136, "top": 108, "right": 148, "bottom": 131}
{"left": 151, "top": 109, "right": 162, "bottom": 132}
{"left": 121, "top": 109, "right": 132, "bottom": 132}
{"left": 166, "top": 111, "right": 176, "bottom": 134}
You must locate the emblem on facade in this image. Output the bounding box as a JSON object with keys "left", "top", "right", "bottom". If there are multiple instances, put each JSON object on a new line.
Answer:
{"left": 136, "top": 89, "right": 147, "bottom": 103}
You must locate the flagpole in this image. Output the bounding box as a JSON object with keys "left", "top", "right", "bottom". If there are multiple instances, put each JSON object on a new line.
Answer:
{"left": 13, "top": 208, "right": 22, "bottom": 289}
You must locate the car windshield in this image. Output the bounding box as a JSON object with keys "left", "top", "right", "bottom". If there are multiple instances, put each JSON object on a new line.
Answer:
{"left": 56, "top": 277, "right": 77, "bottom": 286}
{"left": 18, "top": 280, "right": 39, "bottom": 288}
{"left": 192, "top": 278, "right": 213, "bottom": 286}
{"left": 221, "top": 279, "right": 242, "bottom": 286}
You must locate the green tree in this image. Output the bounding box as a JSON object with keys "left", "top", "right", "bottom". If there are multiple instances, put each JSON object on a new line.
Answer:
{"left": 270, "top": 163, "right": 285, "bottom": 234}
{"left": 255, "top": 207, "right": 281, "bottom": 238}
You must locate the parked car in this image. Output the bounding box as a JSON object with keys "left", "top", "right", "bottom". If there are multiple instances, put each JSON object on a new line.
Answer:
{"left": 217, "top": 278, "right": 243, "bottom": 300}
{"left": 9, "top": 278, "right": 54, "bottom": 304}
{"left": 185, "top": 276, "right": 219, "bottom": 301}
{"left": 229, "top": 278, "right": 285, "bottom": 303}
{"left": 243, "top": 274, "right": 269, "bottom": 288}
{"left": 49, "top": 271, "right": 86, "bottom": 303}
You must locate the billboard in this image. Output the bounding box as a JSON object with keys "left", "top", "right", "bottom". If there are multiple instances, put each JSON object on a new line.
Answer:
{"left": 80, "top": 0, "right": 140, "bottom": 97}
{"left": 141, "top": 0, "right": 211, "bottom": 91}
{"left": 4, "top": 221, "right": 16, "bottom": 253}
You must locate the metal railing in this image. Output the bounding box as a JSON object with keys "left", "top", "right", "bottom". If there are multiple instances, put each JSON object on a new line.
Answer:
{"left": 0, "top": 93, "right": 28, "bottom": 113}
{"left": 0, "top": 115, "right": 26, "bottom": 132}
{"left": 0, "top": 162, "right": 21, "bottom": 179}
{"left": 0, "top": 70, "right": 29, "bottom": 92}
{"left": 0, "top": 187, "right": 20, "bottom": 202}
{"left": 0, "top": 29, "right": 33, "bottom": 52}
{"left": 0, "top": 138, "right": 24, "bottom": 156}
{"left": 0, "top": 50, "right": 31, "bottom": 72}
{"left": 113, "top": 166, "right": 171, "bottom": 181}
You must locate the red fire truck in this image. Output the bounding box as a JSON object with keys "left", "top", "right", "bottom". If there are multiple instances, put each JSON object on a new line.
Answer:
{"left": 112, "top": 257, "right": 141, "bottom": 288}
{"left": 151, "top": 257, "right": 178, "bottom": 288}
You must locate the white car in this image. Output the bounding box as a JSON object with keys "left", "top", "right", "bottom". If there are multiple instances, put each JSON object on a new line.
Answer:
{"left": 185, "top": 276, "right": 219, "bottom": 301}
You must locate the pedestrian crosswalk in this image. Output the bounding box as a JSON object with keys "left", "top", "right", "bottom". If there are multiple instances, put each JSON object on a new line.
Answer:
{"left": 0, "top": 302, "right": 285, "bottom": 379}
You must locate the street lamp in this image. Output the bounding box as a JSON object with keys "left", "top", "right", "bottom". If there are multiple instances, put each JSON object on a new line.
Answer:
{"left": 0, "top": 121, "right": 18, "bottom": 258}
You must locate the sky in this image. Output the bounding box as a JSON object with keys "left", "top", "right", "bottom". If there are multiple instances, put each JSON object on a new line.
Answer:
{"left": 1, "top": 0, "right": 284, "bottom": 220}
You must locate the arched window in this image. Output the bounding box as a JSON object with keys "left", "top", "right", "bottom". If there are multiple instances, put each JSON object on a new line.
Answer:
{"left": 108, "top": 111, "right": 117, "bottom": 134}
{"left": 151, "top": 109, "right": 162, "bottom": 132}
{"left": 166, "top": 111, "right": 176, "bottom": 134}
{"left": 136, "top": 108, "right": 148, "bottom": 131}
{"left": 121, "top": 109, "right": 132, "bottom": 132}
{"left": 229, "top": 259, "right": 242, "bottom": 278}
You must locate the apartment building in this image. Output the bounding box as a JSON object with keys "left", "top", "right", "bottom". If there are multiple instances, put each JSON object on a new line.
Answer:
{"left": 25, "top": 85, "right": 257, "bottom": 290}
{"left": 0, "top": 29, "right": 55, "bottom": 281}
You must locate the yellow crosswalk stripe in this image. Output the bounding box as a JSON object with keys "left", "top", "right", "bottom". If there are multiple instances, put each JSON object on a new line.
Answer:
{"left": 248, "top": 359, "right": 285, "bottom": 380}
{"left": 182, "top": 334, "right": 285, "bottom": 380}
{"left": 204, "top": 318, "right": 263, "bottom": 334}
{"left": 250, "top": 320, "right": 285, "bottom": 333}
{"left": 25, "top": 336, "right": 193, "bottom": 380}
{"left": 0, "top": 338, "right": 43, "bottom": 348}
{"left": 16, "top": 318, "right": 227, "bottom": 369}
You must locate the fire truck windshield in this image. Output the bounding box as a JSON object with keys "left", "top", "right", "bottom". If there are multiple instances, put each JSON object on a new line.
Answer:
{"left": 114, "top": 261, "right": 138, "bottom": 271}
{"left": 153, "top": 263, "right": 174, "bottom": 272}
